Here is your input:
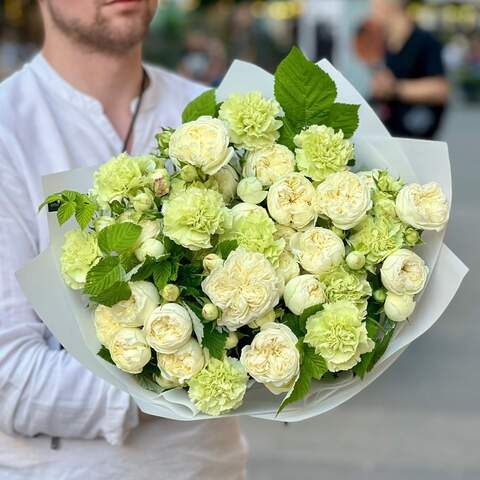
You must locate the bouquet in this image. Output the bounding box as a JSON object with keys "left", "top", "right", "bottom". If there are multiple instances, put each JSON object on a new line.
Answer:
{"left": 19, "top": 48, "right": 467, "bottom": 420}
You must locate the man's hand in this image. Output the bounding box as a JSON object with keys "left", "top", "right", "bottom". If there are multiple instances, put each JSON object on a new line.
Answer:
{"left": 372, "top": 69, "right": 397, "bottom": 100}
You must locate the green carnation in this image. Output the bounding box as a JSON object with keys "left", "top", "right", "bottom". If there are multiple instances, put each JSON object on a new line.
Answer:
{"left": 61, "top": 229, "right": 100, "bottom": 290}
{"left": 372, "top": 190, "right": 397, "bottom": 218}
{"left": 320, "top": 264, "right": 372, "bottom": 311}
{"left": 348, "top": 215, "right": 404, "bottom": 266}
{"left": 162, "top": 187, "right": 229, "bottom": 251}
{"left": 188, "top": 357, "right": 248, "bottom": 416}
{"left": 294, "top": 125, "right": 353, "bottom": 182}
{"left": 219, "top": 91, "right": 283, "bottom": 150}
{"left": 376, "top": 170, "right": 403, "bottom": 195}
{"left": 304, "top": 301, "right": 374, "bottom": 372}
{"left": 219, "top": 203, "right": 285, "bottom": 266}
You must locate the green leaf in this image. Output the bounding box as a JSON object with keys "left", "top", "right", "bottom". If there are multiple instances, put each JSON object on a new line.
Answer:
{"left": 109, "top": 200, "right": 126, "bottom": 215}
{"left": 57, "top": 201, "right": 76, "bottom": 225}
{"left": 281, "top": 313, "right": 304, "bottom": 338}
{"left": 215, "top": 240, "right": 238, "bottom": 259}
{"left": 153, "top": 262, "right": 172, "bottom": 291}
{"left": 202, "top": 322, "right": 228, "bottom": 359}
{"left": 130, "top": 256, "right": 158, "bottom": 281}
{"left": 98, "top": 222, "right": 141, "bottom": 254}
{"left": 97, "top": 345, "right": 115, "bottom": 365}
{"left": 90, "top": 281, "right": 131, "bottom": 307}
{"left": 120, "top": 251, "right": 140, "bottom": 274}
{"left": 182, "top": 89, "right": 218, "bottom": 123}
{"left": 298, "top": 303, "right": 324, "bottom": 331}
{"left": 136, "top": 372, "right": 164, "bottom": 394}
{"left": 38, "top": 192, "right": 63, "bottom": 212}
{"left": 75, "top": 196, "right": 96, "bottom": 229}
{"left": 274, "top": 46, "right": 337, "bottom": 149}
{"left": 325, "top": 103, "right": 360, "bottom": 139}
{"left": 84, "top": 256, "right": 124, "bottom": 296}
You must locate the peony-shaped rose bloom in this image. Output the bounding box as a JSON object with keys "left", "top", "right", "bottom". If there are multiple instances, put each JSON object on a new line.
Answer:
{"left": 316, "top": 171, "right": 372, "bottom": 230}
{"left": 237, "top": 177, "right": 267, "bottom": 205}
{"left": 380, "top": 249, "right": 428, "bottom": 295}
{"left": 305, "top": 301, "right": 374, "bottom": 372}
{"left": 241, "top": 323, "right": 300, "bottom": 394}
{"left": 212, "top": 164, "right": 239, "bottom": 204}
{"left": 267, "top": 173, "right": 317, "bottom": 230}
{"left": 135, "top": 238, "right": 165, "bottom": 262}
{"left": 188, "top": 357, "right": 248, "bottom": 416}
{"left": 273, "top": 224, "right": 297, "bottom": 252}
{"left": 395, "top": 182, "right": 449, "bottom": 231}
{"left": 276, "top": 250, "right": 300, "bottom": 286}
{"left": 94, "top": 305, "right": 122, "bottom": 349}
{"left": 289, "top": 227, "right": 345, "bottom": 274}
{"left": 144, "top": 303, "right": 192, "bottom": 354}
{"left": 157, "top": 338, "right": 205, "bottom": 385}
{"left": 219, "top": 203, "right": 285, "bottom": 267}
{"left": 294, "top": 125, "right": 353, "bottom": 182}
{"left": 138, "top": 219, "right": 162, "bottom": 244}
{"left": 202, "top": 248, "right": 281, "bottom": 330}
{"left": 110, "top": 281, "right": 160, "bottom": 327}
{"left": 168, "top": 116, "right": 234, "bottom": 176}
{"left": 243, "top": 144, "right": 295, "bottom": 187}
{"left": 61, "top": 229, "right": 100, "bottom": 290}
{"left": 384, "top": 292, "right": 416, "bottom": 322}
{"left": 283, "top": 275, "right": 326, "bottom": 315}
{"left": 218, "top": 91, "right": 283, "bottom": 151}
{"left": 162, "top": 187, "right": 229, "bottom": 251}
{"left": 109, "top": 327, "right": 151, "bottom": 374}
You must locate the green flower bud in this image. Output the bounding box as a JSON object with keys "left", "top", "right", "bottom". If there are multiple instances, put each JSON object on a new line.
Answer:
{"left": 225, "top": 332, "right": 239, "bottom": 350}
{"left": 180, "top": 165, "right": 199, "bottom": 183}
{"left": 203, "top": 253, "right": 224, "bottom": 272}
{"left": 346, "top": 251, "right": 366, "bottom": 270}
{"left": 161, "top": 284, "right": 180, "bottom": 302}
{"left": 373, "top": 288, "right": 387, "bottom": 303}
{"left": 156, "top": 128, "right": 173, "bottom": 157}
{"left": 330, "top": 226, "right": 346, "bottom": 239}
{"left": 404, "top": 228, "right": 421, "bottom": 246}
{"left": 202, "top": 303, "right": 219, "bottom": 321}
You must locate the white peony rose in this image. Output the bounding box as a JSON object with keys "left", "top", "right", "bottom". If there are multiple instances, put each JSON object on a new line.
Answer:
{"left": 381, "top": 249, "right": 428, "bottom": 295}
{"left": 290, "top": 227, "right": 345, "bottom": 274}
{"left": 157, "top": 338, "right": 205, "bottom": 384}
{"left": 94, "top": 305, "right": 122, "bottom": 348}
{"left": 144, "top": 303, "right": 193, "bottom": 354}
{"left": 276, "top": 250, "right": 300, "bottom": 286}
{"left": 240, "top": 323, "right": 300, "bottom": 394}
{"left": 274, "top": 224, "right": 297, "bottom": 252}
{"left": 213, "top": 164, "right": 239, "bottom": 203}
{"left": 202, "top": 248, "right": 281, "bottom": 331}
{"left": 316, "top": 171, "right": 372, "bottom": 230}
{"left": 110, "top": 281, "right": 160, "bottom": 327}
{"left": 267, "top": 173, "right": 317, "bottom": 230}
{"left": 169, "top": 116, "right": 235, "bottom": 175}
{"left": 237, "top": 177, "right": 267, "bottom": 204}
{"left": 110, "top": 327, "right": 151, "bottom": 374}
{"left": 384, "top": 292, "right": 416, "bottom": 322}
{"left": 284, "top": 274, "right": 326, "bottom": 315}
{"left": 243, "top": 144, "right": 295, "bottom": 187}
{"left": 135, "top": 238, "right": 165, "bottom": 262}
{"left": 395, "top": 182, "right": 449, "bottom": 231}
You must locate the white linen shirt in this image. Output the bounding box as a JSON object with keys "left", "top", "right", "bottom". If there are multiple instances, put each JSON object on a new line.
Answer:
{"left": 0, "top": 54, "right": 246, "bottom": 480}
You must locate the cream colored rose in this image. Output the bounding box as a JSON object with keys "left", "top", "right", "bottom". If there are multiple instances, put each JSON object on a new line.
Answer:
{"left": 110, "top": 281, "right": 160, "bottom": 327}
{"left": 395, "top": 182, "right": 449, "bottom": 231}
{"left": 138, "top": 219, "right": 162, "bottom": 244}
{"left": 267, "top": 173, "right": 317, "bottom": 230}
{"left": 213, "top": 164, "right": 239, "bottom": 203}
{"left": 240, "top": 323, "right": 300, "bottom": 394}
{"left": 157, "top": 338, "right": 204, "bottom": 384}
{"left": 276, "top": 250, "right": 300, "bottom": 286}
{"left": 243, "top": 144, "right": 295, "bottom": 187}
{"left": 274, "top": 225, "right": 297, "bottom": 252}
{"left": 284, "top": 275, "right": 326, "bottom": 315}
{"left": 316, "top": 171, "right": 372, "bottom": 230}
{"left": 169, "top": 116, "right": 235, "bottom": 175}
{"left": 237, "top": 177, "right": 267, "bottom": 204}
{"left": 202, "top": 248, "right": 281, "bottom": 330}
{"left": 384, "top": 292, "right": 416, "bottom": 322}
{"left": 94, "top": 305, "right": 122, "bottom": 348}
{"left": 290, "top": 227, "right": 345, "bottom": 274}
{"left": 144, "top": 303, "right": 193, "bottom": 354}
{"left": 110, "top": 327, "right": 151, "bottom": 374}
{"left": 135, "top": 238, "right": 165, "bottom": 262}
{"left": 381, "top": 249, "right": 428, "bottom": 295}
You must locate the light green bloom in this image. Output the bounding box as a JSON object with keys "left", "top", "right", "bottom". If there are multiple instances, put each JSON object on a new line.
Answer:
{"left": 376, "top": 170, "right": 403, "bottom": 195}
{"left": 188, "top": 357, "right": 248, "bottom": 416}
{"left": 61, "top": 229, "right": 100, "bottom": 289}
{"left": 348, "top": 215, "right": 404, "bottom": 266}
{"left": 162, "top": 187, "right": 229, "bottom": 251}
{"left": 304, "top": 301, "right": 374, "bottom": 372}
{"left": 372, "top": 190, "right": 397, "bottom": 218}
{"left": 155, "top": 128, "right": 174, "bottom": 157}
{"left": 219, "top": 91, "right": 283, "bottom": 150}
{"left": 320, "top": 264, "right": 372, "bottom": 311}
{"left": 294, "top": 125, "right": 353, "bottom": 182}
{"left": 219, "top": 203, "right": 285, "bottom": 267}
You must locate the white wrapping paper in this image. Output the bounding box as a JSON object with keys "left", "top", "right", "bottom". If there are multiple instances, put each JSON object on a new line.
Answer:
{"left": 16, "top": 59, "right": 468, "bottom": 421}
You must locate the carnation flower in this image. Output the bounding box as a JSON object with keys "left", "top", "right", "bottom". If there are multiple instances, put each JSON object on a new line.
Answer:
{"left": 219, "top": 91, "right": 283, "bottom": 150}
{"left": 61, "top": 229, "right": 100, "bottom": 289}
{"left": 162, "top": 187, "right": 229, "bottom": 251}
{"left": 304, "top": 301, "right": 374, "bottom": 372}
{"left": 294, "top": 125, "right": 353, "bottom": 182}
{"left": 188, "top": 357, "right": 248, "bottom": 416}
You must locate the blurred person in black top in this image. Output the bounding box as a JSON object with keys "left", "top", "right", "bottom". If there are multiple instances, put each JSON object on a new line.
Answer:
{"left": 370, "top": 0, "right": 449, "bottom": 139}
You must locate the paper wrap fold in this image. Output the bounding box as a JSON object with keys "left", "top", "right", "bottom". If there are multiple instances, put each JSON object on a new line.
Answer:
{"left": 17, "top": 59, "right": 468, "bottom": 421}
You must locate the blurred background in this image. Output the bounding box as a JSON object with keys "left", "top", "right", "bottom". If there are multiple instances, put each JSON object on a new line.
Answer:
{"left": 1, "top": 0, "right": 478, "bottom": 478}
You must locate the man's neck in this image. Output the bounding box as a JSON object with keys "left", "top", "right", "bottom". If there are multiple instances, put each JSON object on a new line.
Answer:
{"left": 385, "top": 15, "right": 414, "bottom": 53}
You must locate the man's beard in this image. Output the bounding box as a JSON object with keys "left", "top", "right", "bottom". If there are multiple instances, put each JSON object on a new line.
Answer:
{"left": 45, "top": 2, "right": 153, "bottom": 55}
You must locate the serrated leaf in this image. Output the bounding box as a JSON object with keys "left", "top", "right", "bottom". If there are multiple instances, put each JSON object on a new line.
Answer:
{"left": 120, "top": 251, "right": 140, "bottom": 274}
{"left": 153, "top": 262, "right": 172, "bottom": 291}
{"left": 38, "top": 192, "right": 63, "bottom": 212}
{"left": 57, "top": 201, "right": 76, "bottom": 225}
{"left": 62, "top": 190, "right": 78, "bottom": 202}
{"left": 202, "top": 322, "right": 228, "bottom": 359}
{"left": 109, "top": 200, "right": 126, "bottom": 215}
{"left": 98, "top": 222, "right": 141, "bottom": 254}
{"left": 75, "top": 196, "right": 96, "bottom": 229}
{"left": 182, "top": 89, "right": 218, "bottom": 123}
{"left": 130, "top": 256, "right": 158, "bottom": 281}
{"left": 97, "top": 345, "right": 115, "bottom": 365}
{"left": 90, "top": 281, "right": 131, "bottom": 307}
{"left": 282, "top": 313, "right": 304, "bottom": 337}
{"left": 84, "top": 256, "right": 124, "bottom": 296}
{"left": 216, "top": 240, "right": 238, "bottom": 259}
{"left": 325, "top": 102, "right": 360, "bottom": 139}
{"left": 304, "top": 344, "right": 328, "bottom": 380}
{"left": 299, "top": 303, "right": 324, "bottom": 331}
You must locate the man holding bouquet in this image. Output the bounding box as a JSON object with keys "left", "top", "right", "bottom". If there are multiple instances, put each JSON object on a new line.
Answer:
{"left": 0, "top": 1, "right": 246, "bottom": 478}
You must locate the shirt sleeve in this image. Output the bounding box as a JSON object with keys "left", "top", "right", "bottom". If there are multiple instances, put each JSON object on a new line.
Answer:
{"left": 421, "top": 32, "right": 446, "bottom": 78}
{"left": 0, "top": 146, "right": 139, "bottom": 446}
